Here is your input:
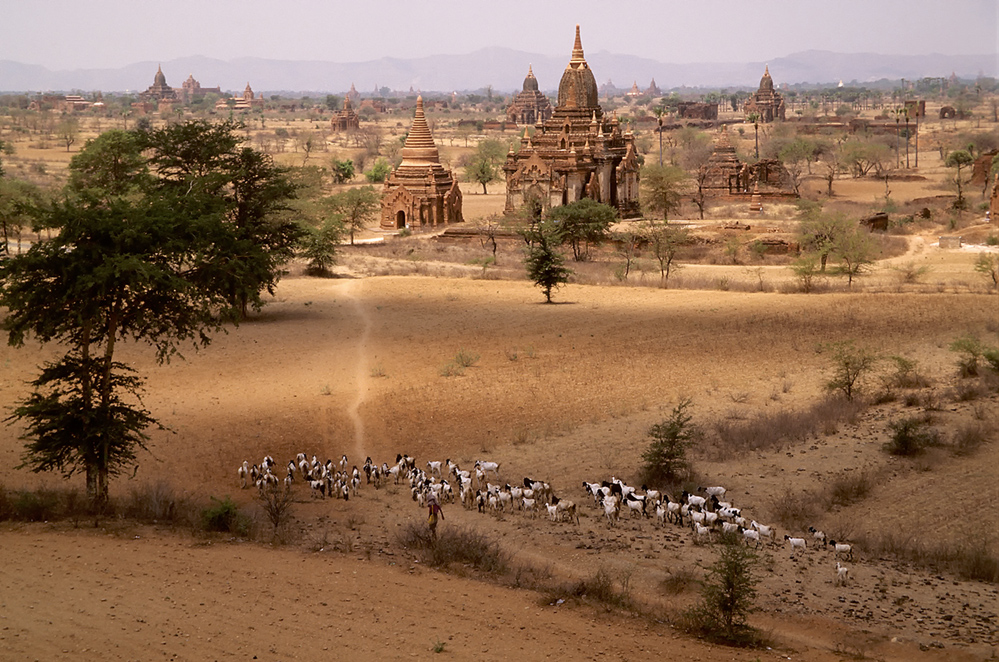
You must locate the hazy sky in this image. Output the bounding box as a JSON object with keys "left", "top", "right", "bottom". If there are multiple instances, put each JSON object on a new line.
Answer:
{"left": 2, "top": 0, "right": 997, "bottom": 70}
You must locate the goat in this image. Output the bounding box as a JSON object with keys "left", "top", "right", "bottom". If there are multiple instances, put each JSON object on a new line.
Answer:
{"left": 828, "top": 540, "right": 853, "bottom": 560}
{"left": 742, "top": 528, "right": 762, "bottom": 549}
{"left": 475, "top": 460, "right": 501, "bottom": 478}
{"left": 551, "top": 496, "right": 579, "bottom": 525}
{"left": 808, "top": 526, "right": 827, "bottom": 545}
{"left": 751, "top": 520, "right": 777, "bottom": 546}
{"left": 238, "top": 461, "right": 250, "bottom": 488}
{"left": 835, "top": 562, "right": 850, "bottom": 586}
{"left": 603, "top": 496, "right": 619, "bottom": 526}
{"left": 694, "top": 523, "right": 712, "bottom": 543}
{"left": 521, "top": 497, "right": 537, "bottom": 518}
{"left": 699, "top": 485, "right": 727, "bottom": 499}
{"left": 427, "top": 461, "right": 442, "bottom": 478}
{"left": 785, "top": 535, "right": 807, "bottom": 553}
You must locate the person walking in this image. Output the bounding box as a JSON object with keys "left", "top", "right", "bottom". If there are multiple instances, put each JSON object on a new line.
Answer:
{"left": 427, "top": 492, "right": 444, "bottom": 540}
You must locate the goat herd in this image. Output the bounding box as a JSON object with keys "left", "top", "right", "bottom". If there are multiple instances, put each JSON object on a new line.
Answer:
{"left": 238, "top": 452, "right": 856, "bottom": 586}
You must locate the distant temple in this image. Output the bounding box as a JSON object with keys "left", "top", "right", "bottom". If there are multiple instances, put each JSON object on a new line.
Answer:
{"left": 139, "top": 65, "right": 177, "bottom": 102}
{"left": 506, "top": 66, "right": 553, "bottom": 126}
{"left": 744, "top": 66, "right": 785, "bottom": 122}
{"left": 215, "top": 83, "right": 265, "bottom": 112}
{"left": 178, "top": 74, "right": 221, "bottom": 103}
{"left": 699, "top": 127, "right": 794, "bottom": 196}
{"left": 330, "top": 96, "right": 360, "bottom": 131}
{"left": 380, "top": 96, "right": 463, "bottom": 231}
{"left": 503, "top": 26, "right": 640, "bottom": 218}
{"left": 646, "top": 78, "right": 661, "bottom": 97}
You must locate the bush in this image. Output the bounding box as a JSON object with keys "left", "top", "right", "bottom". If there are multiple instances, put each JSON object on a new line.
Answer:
{"left": 258, "top": 484, "right": 295, "bottom": 539}
{"left": 884, "top": 417, "right": 939, "bottom": 456}
{"left": 640, "top": 398, "right": 698, "bottom": 487}
{"left": 398, "top": 523, "right": 508, "bottom": 574}
{"left": 952, "top": 423, "right": 990, "bottom": 456}
{"left": 823, "top": 340, "right": 878, "bottom": 401}
{"left": 453, "top": 348, "right": 480, "bottom": 368}
{"left": 680, "top": 537, "right": 765, "bottom": 647}
{"left": 121, "top": 481, "right": 190, "bottom": 523}
{"left": 200, "top": 496, "right": 250, "bottom": 535}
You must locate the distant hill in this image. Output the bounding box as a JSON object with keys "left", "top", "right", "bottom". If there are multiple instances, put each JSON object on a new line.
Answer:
{"left": 1, "top": 49, "right": 995, "bottom": 95}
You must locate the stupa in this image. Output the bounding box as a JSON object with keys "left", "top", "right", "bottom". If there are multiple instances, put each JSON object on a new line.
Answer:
{"left": 380, "top": 96, "right": 463, "bottom": 231}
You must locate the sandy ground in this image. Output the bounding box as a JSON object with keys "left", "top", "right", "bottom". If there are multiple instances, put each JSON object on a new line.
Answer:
{"left": 1, "top": 261, "right": 997, "bottom": 661}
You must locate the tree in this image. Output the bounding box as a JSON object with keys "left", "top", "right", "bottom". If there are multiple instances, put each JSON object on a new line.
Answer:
{"left": 640, "top": 398, "right": 697, "bottom": 487}
{"left": 324, "top": 95, "right": 342, "bottom": 112}
{"left": 819, "top": 141, "right": 845, "bottom": 196}
{"left": 56, "top": 118, "right": 80, "bottom": 152}
{"left": 644, "top": 219, "right": 689, "bottom": 287}
{"left": 831, "top": 223, "right": 877, "bottom": 287}
{"left": 298, "top": 215, "right": 346, "bottom": 275}
{"left": 747, "top": 112, "right": 760, "bottom": 159}
{"left": 365, "top": 158, "right": 391, "bottom": 183}
{"left": 330, "top": 157, "right": 355, "bottom": 184}
{"left": 778, "top": 137, "right": 816, "bottom": 195}
{"left": 465, "top": 155, "right": 497, "bottom": 194}
{"left": 798, "top": 209, "right": 853, "bottom": 272}
{"left": 790, "top": 253, "right": 822, "bottom": 293}
{"left": 613, "top": 228, "right": 641, "bottom": 280}
{"left": 67, "top": 129, "right": 148, "bottom": 201}
{"left": 974, "top": 252, "right": 999, "bottom": 291}
{"left": 1, "top": 122, "right": 300, "bottom": 508}
{"left": 641, "top": 164, "right": 687, "bottom": 220}
{"left": 474, "top": 214, "right": 503, "bottom": 264}
{"left": 324, "top": 185, "right": 379, "bottom": 245}
{"left": 523, "top": 219, "right": 572, "bottom": 303}
{"left": 691, "top": 539, "right": 759, "bottom": 644}
{"left": 548, "top": 198, "right": 616, "bottom": 261}
{"left": 0, "top": 177, "right": 43, "bottom": 256}
{"left": 945, "top": 149, "right": 974, "bottom": 210}
{"left": 1, "top": 196, "right": 229, "bottom": 508}
{"left": 824, "top": 340, "right": 878, "bottom": 400}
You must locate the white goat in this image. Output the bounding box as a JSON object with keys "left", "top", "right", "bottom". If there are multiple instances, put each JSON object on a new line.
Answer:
{"left": 828, "top": 540, "right": 853, "bottom": 560}
{"left": 835, "top": 562, "right": 850, "bottom": 586}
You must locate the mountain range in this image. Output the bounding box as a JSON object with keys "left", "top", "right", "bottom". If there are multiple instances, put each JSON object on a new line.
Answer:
{"left": 1, "top": 49, "right": 995, "bottom": 95}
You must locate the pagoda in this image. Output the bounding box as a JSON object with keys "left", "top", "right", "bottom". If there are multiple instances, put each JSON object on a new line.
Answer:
{"left": 503, "top": 25, "right": 640, "bottom": 218}
{"left": 506, "top": 65, "right": 552, "bottom": 125}
{"left": 140, "top": 65, "right": 177, "bottom": 102}
{"left": 380, "top": 96, "right": 463, "bottom": 231}
{"left": 744, "top": 66, "right": 785, "bottom": 122}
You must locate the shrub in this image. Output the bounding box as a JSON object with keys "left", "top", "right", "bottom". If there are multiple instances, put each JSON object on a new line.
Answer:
{"left": 121, "top": 481, "right": 190, "bottom": 523}
{"left": 826, "top": 469, "right": 874, "bottom": 508}
{"left": 952, "top": 423, "right": 989, "bottom": 456}
{"left": 398, "top": 523, "right": 508, "bottom": 574}
{"left": 258, "top": 484, "right": 295, "bottom": 539}
{"left": 823, "top": 340, "right": 878, "bottom": 401}
{"left": 883, "top": 417, "right": 939, "bottom": 456}
{"left": 948, "top": 333, "right": 997, "bottom": 377}
{"left": 453, "top": 348, "right": 480, "bottom": 368}
{"left": 200, "top": 496, "right": 250, "bottom": 535}
{"left": 711, "top": 397, "right": 863, "bottom": 455}
{"left": 640, "top": 398, "right": 698, "bottom": 487}
{"left": 768, "top": 487, "right": 818, "bottom": 530}
{"left": 680, "top": 537, "right": 764, "bottom": 647}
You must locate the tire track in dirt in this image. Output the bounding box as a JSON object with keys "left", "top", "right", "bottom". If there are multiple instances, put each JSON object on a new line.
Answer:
{"left": 341, "top": 279, "right": 372, "bottom": 461}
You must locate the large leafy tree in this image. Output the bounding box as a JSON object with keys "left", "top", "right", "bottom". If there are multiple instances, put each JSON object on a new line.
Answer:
{"left": 0, "top": 121, "right": 299, "bottom": 508}
{"left": 139, "top": 120, "right": 302, "bottom": 317}
{"left": 548, "top": 198, "right": 616, "bottom": 262}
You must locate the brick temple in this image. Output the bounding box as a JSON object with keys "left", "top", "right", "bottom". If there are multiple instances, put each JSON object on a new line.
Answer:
{"left": 503, "top": 26, "right": 640, "bottom": 219}
{"left": 330, "top": 96, "right": 360, "bottom": 132}
{"left": 744, "top": 66, "right": 785, "bottom": 122}
{"left": 380, "top": 96, "right": 463, "bottom": 231}
{"left": 506, "top": 66, "right": 552, "bottom": 126}
{"left": 140, "top": 65, "right": 177, "bottom": 102}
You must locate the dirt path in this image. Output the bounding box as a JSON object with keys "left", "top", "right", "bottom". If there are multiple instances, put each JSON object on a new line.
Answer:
{"left": 342, "top": 278, "right": 373, "bottom": 460}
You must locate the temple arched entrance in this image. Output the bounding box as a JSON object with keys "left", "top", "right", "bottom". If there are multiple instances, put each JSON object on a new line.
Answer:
{"left": 395, "top": 210, "right": 406, "bottom": 229}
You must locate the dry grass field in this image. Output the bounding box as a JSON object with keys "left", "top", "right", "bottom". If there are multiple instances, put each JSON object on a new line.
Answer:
{"left": 1, "top": 102, "right": 998, "bottom": 661}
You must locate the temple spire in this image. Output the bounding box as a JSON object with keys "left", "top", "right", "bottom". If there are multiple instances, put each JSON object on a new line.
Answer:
{"left": 570, "top": 24, "right": 585, "bottom": 63}
{"left": 399, "top": 96, "right": 440, "bottom": 165}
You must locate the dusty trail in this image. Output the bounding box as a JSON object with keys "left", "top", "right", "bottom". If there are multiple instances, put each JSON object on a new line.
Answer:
{"left": 341, "top": 278, "right": 372, "bottom": 462}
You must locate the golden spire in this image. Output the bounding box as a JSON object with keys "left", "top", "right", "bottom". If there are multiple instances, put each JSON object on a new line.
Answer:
{"left": 570, "top": 24, "right": 585, "bottom": 64}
